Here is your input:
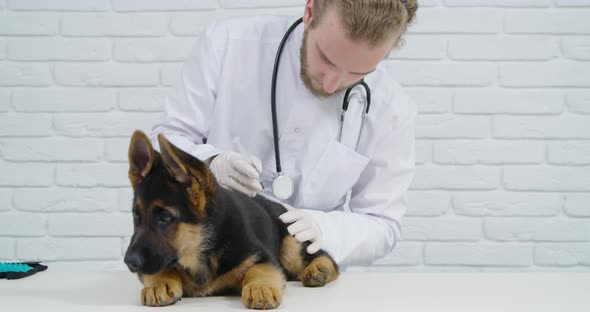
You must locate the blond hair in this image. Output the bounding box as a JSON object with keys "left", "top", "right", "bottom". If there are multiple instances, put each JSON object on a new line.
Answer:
{"left": 309, "top": 0, "right": 418, "bottom": 48}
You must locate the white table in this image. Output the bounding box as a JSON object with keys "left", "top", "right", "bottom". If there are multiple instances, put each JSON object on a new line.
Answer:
{"left": 1, "top": 271, "right": 588, "bottom": 311}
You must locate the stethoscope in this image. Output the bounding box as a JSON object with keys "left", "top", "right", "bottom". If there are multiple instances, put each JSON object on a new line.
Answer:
{"left": 270, "top": 17, "right": 372, "bottom": 200}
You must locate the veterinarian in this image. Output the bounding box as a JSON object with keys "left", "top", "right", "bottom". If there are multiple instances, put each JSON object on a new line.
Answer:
{"left": 150, "top": 0, "right": 418, "bottom": 267}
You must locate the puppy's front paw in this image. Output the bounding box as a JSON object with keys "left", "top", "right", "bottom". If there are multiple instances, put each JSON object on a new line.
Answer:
{"left": 241, "top": 283, "right": 282, "bottom": 310}
{"left": 141, "top": 281, "right": 182, "bottom": 307}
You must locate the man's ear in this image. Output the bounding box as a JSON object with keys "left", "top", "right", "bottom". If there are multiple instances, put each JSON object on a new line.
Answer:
{"left": 128, "top": 130, "right": 156, "bottom": 189}
{"left": 157, "top": 134, "right": 192, "bottom": 186}
{"left": 303, "top": 0, "right": 314, "bottom": 26}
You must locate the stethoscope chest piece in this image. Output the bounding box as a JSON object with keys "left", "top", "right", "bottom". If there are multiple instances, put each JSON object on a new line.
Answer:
{"left": 272, "top": 175, "right": 294, "bottom": 200}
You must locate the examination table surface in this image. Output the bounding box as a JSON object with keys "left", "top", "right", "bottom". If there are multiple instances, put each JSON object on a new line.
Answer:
{"left": 1, "top": 271, "right": 588, "bottom": 311}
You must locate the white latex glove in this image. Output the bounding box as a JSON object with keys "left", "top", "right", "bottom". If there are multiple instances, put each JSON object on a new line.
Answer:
{"left": 209, "top": 152, "right": 263, "bottom": 197}
{"left": 279, "top": 204, "right": 322, "bottom": 254}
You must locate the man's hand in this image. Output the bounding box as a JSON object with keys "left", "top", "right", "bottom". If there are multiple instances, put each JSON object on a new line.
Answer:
{"left": 209, "top": 152, "right": 263, "bottom": 197}
{"left": 279, "top": 205, "right": 322, "bottom": 254}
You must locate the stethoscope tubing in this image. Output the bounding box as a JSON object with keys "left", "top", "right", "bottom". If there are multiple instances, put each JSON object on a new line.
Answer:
{"left": 339, "top": 81, "right": 371, "bottom": 151}
{"left": 270, "top": 17, "right": 372, "bottom": 199}
{"left": 271, "top": 17, "right": 304, "bottom": 174}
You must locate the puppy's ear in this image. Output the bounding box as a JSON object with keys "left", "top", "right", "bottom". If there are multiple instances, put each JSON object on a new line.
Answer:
{"left": 157, "top": 134, "right": 192, "bottom": 186}
{"left": 128, "top": 130, "right": 156, "bottom": 189}
{"left": 158, "top": 134, "right": 216, "bottom": 218}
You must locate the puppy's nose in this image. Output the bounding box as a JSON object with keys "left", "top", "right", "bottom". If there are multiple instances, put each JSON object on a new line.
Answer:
{"left": 124, "top": 252, "right": 144, "bottom": 273}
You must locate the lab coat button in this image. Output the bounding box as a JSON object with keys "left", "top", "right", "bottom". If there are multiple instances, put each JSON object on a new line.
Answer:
{"left": 293, "top": 128, "right": 300, "bottom": 133}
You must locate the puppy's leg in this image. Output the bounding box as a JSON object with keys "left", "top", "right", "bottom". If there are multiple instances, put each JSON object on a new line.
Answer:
{"left": 279, "top": 235, "right": 305, "bottom": 280}
{"left": 241, "top": 263, "right": 285, "bottom": 310}
{"left": 279, "top": 236, "right": 339, "bottom": 287}
{"left": 139, "top": 269, "right": 183, "bottom": 307}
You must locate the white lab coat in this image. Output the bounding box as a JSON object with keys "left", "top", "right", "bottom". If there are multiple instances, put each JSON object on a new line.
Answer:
{"left": 150, "top": 15, "right": 417, "bottom": 267}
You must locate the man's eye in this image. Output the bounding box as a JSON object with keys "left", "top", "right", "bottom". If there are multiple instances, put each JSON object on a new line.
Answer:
{"left": 321, "top": 56, "right": 333, "bottom": 67}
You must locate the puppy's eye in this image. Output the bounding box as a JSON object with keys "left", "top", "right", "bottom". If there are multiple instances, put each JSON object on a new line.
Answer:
{"left": 158, "top": 211, "right": 174, "bottom": 224}
{"left": 132, "top": 210, "right": 140, "bottom": 224}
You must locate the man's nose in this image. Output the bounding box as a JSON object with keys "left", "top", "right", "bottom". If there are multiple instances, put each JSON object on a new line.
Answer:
{"left": 323, "top": 71, "right": 342, "bottom": 94}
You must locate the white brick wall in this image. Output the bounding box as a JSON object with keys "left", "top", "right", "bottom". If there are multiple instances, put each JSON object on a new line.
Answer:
{"left": 0, "top": 0, "right": 589, "bottom": 272}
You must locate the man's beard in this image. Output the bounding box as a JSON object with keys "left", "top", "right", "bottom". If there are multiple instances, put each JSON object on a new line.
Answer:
{"left": 299, "top": 27, "right": 356, "bottom": 98}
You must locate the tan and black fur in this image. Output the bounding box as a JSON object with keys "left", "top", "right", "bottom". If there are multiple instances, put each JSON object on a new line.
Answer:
{"left": 124, "top": 130, "right": 339, "bottom": 309}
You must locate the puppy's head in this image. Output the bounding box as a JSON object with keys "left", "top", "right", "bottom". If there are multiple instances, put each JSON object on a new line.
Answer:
{"left": 123, "top": 130, "right": 216, "bottom": 275}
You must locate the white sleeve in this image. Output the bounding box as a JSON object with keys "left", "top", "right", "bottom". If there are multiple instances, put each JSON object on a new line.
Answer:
{"left": 303, "top": 100, "right": 417, "bottom": 267}
{"left": 150, "top": 23, "right": 225, "bottom": 161}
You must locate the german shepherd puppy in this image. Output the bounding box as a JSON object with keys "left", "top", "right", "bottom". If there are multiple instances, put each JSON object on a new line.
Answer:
{"left": 124, "top": 130, "right": 339, "bottom": 309}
